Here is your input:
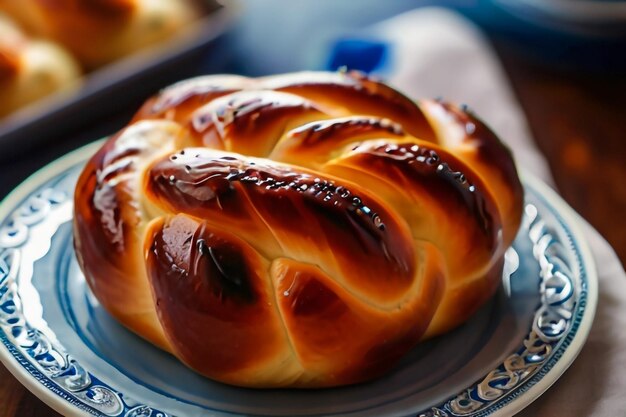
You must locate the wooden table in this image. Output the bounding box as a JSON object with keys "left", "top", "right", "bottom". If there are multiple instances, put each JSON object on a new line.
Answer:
{"left": 1, "top": 25, "right": 625, "bottom": 417}
{"left": 494, "top": 40, "right": 626, "bottom": 267}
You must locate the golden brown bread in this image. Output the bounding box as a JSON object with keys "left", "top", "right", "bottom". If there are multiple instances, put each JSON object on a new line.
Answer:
{"left": 0, "top": 0, "right": 201, "bottom": 69}
{"left": 73, "top": 71, "right": 524, "bottom": 388}
{"left": 0, "top": 14, "right": 80, "bottom": 117}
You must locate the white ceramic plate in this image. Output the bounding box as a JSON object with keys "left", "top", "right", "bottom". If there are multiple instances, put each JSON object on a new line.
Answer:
{"left": 0, "top": 141, "right": 597, "bottom": 417}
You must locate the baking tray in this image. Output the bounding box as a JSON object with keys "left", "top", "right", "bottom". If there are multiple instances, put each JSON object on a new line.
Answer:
{"left": 0, "top": 1, "right": 238, "bottom": 158}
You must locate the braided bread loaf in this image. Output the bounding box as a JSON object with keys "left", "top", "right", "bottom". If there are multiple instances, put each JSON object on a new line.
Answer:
{"left": 74, "top": 71, "right": 523, "bottom": 388}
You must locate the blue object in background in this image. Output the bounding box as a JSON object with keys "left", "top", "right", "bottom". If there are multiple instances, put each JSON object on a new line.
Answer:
{"left": 326, "top": 38, "right": 391, "bottom": 75}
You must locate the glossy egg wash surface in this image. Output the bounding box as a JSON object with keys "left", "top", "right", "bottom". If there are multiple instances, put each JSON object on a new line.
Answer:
{"left": 73, "top": 71, "right": 524, "bottom": 388}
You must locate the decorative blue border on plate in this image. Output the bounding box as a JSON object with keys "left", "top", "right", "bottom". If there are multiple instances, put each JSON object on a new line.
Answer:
{"left": 0, "top": 172, "right": 171, "bottom": 417}
{"left": 0, "top": 159, "right": 589, "bottom": 417}
{"left": 417, "top": 202, "right": 586, "bottom": 417}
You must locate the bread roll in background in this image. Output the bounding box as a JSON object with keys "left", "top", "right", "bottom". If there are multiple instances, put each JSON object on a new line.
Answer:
{"left": 0, "top": 1, "right": 45, "bottom": 36}
{"left": 0, "top": 0, "right": 203, "bottom": 69}
{"left": 0, "top": 14, "right": 81, "bottom": 117}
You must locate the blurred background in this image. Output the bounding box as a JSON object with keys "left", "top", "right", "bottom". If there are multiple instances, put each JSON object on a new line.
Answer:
{"left": 1, "top": 1, "right": 625, "bottom": 414}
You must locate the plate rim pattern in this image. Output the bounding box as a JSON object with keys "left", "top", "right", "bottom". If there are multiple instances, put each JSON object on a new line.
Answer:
{"left": 0, "top": 142, "right": 598, "bottom": 417}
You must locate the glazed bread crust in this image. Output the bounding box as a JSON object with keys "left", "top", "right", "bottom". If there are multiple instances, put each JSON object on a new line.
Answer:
{"left": 74, "top": 71, "right": 523, "bottom": 388}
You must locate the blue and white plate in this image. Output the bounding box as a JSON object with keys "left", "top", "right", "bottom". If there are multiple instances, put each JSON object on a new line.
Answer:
{"left": 0, "top": 142, "right": 597, "bottom": 417}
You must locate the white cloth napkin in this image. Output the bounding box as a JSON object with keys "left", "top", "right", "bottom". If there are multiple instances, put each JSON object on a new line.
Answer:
{"left": 359, "top": 8, "right": 626, "bottom": 416}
